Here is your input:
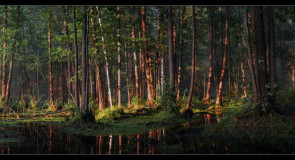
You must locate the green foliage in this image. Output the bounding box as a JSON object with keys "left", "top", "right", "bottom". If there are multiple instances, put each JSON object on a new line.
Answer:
{"left": 46, "top": 100, "right": 63, "bottom": 112}
{"left": 131, "top": 96, "right": 145, "bottom": 109}
{"left": 88, "top": 97, "right": 99, "bottom": 114}
{"left": 156, "top": 83, "right": 179, "bottom": 114}
{"left": 96, "top": 107, "right": 125, "bottom": 120}
{"left": 29, "top": 98, "right": 39, "bottom": 109}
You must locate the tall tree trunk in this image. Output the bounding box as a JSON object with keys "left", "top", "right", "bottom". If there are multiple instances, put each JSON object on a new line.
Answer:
{"left": 6, "top": 6, "right": 20, "bottom": 102}
{"left": 117, "top": 6, "right": 122, "bottom": 107}
{"left": 125, "top": 41, "right": 131, "bottom": 108}
{"left": 81, "top": 6, "right": 89, "bottom": 113}
{"left": 205, "top": 7, "right": 214, "bottom": 101}
{"left": 2, "top": 6, "right": 7, "bottom": 101}
{"left": 176, "top": 6, "right": 185, "bottom": 101}
{"left": 168, "top": 6, "right": 175, "bottom": 91}
{"left": 48, "top": 9, "right": 54, "bottom": 106}
{"left": 244, "top": 7, "right": 258, "bottom": 99}
{"left": 62, "top": 6, "right": 73, "bottom": 104}
{"left": 97, "top": 6, "right": 113, "bottom": 109}
{"left": 139, "top": 32, "right": 145, "bottom": 100}
{"left": 155, "top": 7, "right": 163, "bottom": 98}
{"left": 131, "top": 7, "right": 139, "bottom": 99}
{"left": 141, "top": 6, "right": 154, "bottom": 107}
{"left": 251, "top": 6, "right": 268, "bottom": 115}
{"left": 216, "top": 6, "right": 229, "bottom": 106}
{"left": 73, "top": 6, "right": 80, "bottom": 111}
{"left": 172, "top": 7, "right": 177, "bottom": 92}
{"left": 183, "top": 6, "right": 196, "bottom": 113}
{"left": 90, "top": 6, "right": 105, "bottom": 110}
{"left": 237, "top": 6, "right": 247, "bottom": 98}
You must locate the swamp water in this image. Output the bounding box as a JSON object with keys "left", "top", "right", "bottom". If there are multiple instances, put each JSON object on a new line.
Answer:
{"left": 0, "top": 114, "right": 293, "bottom": 154}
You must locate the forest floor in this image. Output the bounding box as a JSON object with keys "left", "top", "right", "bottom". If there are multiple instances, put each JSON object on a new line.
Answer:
{"left": 0, "top": 91, "right": 295, "bottom": 149}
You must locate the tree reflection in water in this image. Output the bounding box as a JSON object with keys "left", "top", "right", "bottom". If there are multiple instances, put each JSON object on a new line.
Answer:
{"left": 0, "top": 113, "right": 287, "bottom": 154}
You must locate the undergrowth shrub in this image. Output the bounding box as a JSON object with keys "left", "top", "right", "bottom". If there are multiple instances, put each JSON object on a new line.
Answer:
{"left": 96, "top": 107, "right": 125, "bottom": 120}
{"left": 131, "top": 96, "right": 145, "bottom": 109}
{"left": 157, "top": 83, "right": 179, "bottom": 114}
{"left": 29, "top": 98, "right": 39, "bottom": 109}
{"left": 46, "top": 100, "right": 62, "bottom": 112}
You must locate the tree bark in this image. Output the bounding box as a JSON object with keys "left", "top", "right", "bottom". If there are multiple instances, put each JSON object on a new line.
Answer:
{"left": 73, "top": 6, "right": 80, "bottom": 110}
{"left": 205, "top": 7, "right": 214, "bottom": 101}
{"left": 155, "top": 7, "right": 163, "bottom": 98}
{"left": 216, "top": 6, "right": 229, "bottom": 106}
{"left": 168, "top": 6, "right": 175, "bottom": 91}
{"left": 131, "top": 7, "right": 139, "bottom": 99}
{"left": 176, "top": 6, "right": 185, "bottom": 101}
{"left": 97, "top": 6, "right": 113, "bottom": 109}
{"left": 141, "top": 6, "right": 154, "bottom": 107}
{"left": 5, "top": 6, "right": 20, "bottom": 102}
{"left": 81, "top": 6, "right": 89, "bottom": 113}
{"left": 183, "top": 6, "right": 196, "bottom": 113}
{"left": 251, "top": 6, "right": 268, "bottom": 115}
{"left": 62, "top": 6, "right": 73, "bottom": 104}
{"left": 117, "top": 6, "right": 122, "bottom": 107}
{"left": 48, "top": 9, "right": 54, "bottom": 106}
{"left": 89, "top": 6, "right": 105, "bottom": 110}
{"left": 244, "top": 7, "right": 258, "bottom": 99}
{"left": 2, "top": 6, "right": 7, "bottom": 101}
{"left": 237, "top": 6, "right": 247, "bottom": 98}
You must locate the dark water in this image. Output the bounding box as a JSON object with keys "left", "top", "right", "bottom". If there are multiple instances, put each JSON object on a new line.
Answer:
{"left": 0, "top": 114, "right": 293, "bottom": 154}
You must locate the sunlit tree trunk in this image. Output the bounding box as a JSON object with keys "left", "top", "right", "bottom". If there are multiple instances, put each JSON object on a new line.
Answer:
{"left": 1, "top": 6, "right": 8, "bottom": 101}
{"left": 97, "top": 6, "right": 113, "bottom": 109}
{"left": 183, "top": 6, "right": 196, "bottom": 113}
{"left": 216, "top": 6, "right": 229, "bottom": 106}
{"left": 205, "top": 7, "right": 214, "bottom": 101}
{"left": 141, "top": 6, "right": 154, "bottom": 107}
{"left": 237, "top": 6, "right": 247, "bottom": 98}
{"left": 48, "top": 9, "right": 54, "bottom": 106}
{"left": 89, "top": 6, "right": 105, "bottom": 110}
{"left": 1, "top": 7, "right": 9, "bottom": 103}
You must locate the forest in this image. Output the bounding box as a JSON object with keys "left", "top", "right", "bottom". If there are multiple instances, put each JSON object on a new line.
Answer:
{"left": 0, "top": 5, "right": 294, "bottom": 154}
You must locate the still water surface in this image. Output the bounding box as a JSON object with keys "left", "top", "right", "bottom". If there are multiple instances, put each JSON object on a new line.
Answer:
{"left": 0, "top": 114, "right": 293, "bottom": 154}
